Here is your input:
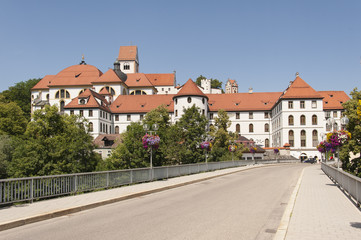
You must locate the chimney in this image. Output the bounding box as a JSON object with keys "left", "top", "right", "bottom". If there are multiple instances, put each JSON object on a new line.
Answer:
{"left": 248, "top": 87, "right": 253, "bottom": 94}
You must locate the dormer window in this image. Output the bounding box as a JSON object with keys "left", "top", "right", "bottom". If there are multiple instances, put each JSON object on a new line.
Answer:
{"left": 79, "top": 99, "right": 86, "bottom": 105}
{"left": 187, "top": 97, "right": 192, "bottom": 103}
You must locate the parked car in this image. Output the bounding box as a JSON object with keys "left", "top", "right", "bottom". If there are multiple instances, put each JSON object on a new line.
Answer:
{"left": 303, "top": 158, "right": 316, "bottom": 164}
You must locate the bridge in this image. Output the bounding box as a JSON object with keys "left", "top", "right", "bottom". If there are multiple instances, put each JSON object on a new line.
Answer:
{"left": 1, "top": 163, "right": 360, "bottom": 239}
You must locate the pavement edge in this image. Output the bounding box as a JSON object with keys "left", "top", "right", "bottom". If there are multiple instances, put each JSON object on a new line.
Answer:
{"left": 273, "top": 166, "right": 306, "bottom": 240}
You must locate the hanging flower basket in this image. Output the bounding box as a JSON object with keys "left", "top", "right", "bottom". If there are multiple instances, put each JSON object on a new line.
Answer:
{"left": 250, "top": 147, "right": 257, "bottom": 154}
{"left": 142, "top": 134, "right": 160, "bottom": 149}
{"left": 274, "top": 148, "right": 279, "bottom": 154}
{"left": 200, "top": 141, "right": 212, "bottom": 151}
{"left": 326, "top": 130, "right": 351, "bottom": 149}
{"left": 228, "top": 145, "right": 237, "bottom": 152}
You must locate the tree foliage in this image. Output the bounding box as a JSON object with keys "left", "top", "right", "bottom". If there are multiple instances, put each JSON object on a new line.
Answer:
{"left": 340, "top": 88, "right": 361, "bottom": 176}
{"left": 8, "top": 105, "right": 100, "bottom": 177}
{"left": 0, "top": 135, "right": 15, "bottom": 179}
{"left": 177, "top": 105, "right": 208, "bottom": 164}
{"left": 0, "top": 101, "right": 27, "bottom": 136}
{"left": 0, "top": 78, "right": 41, "bottom": 120}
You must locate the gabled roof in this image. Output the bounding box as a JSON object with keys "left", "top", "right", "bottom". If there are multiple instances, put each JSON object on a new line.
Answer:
{"left": 126, "top": 73, "right": 154, "bottom": 87}
{"left": 32, "top": 75, "right": 55, "bottom": 90}
{"left": 117, "top": 46, "right": 138, "bottom": 61}
{"left": 227, "top": 79, "right": 238, "bottom": 86}
{"left": 111, "top": 95, "right": 174, "bottom": 113}
{"left": 319, "top": 91, "right": 350, "bottom": 110}
{"left": 92, "top": 69, "right": 123, "bottom": 84}
{"left": 280, "top": 76, "right": 323, "bottom": 99}
{"left": 93, "top": 134, "right": 121, "bottom": 148}
{"left": 175, "top": 79, "right": 208, "bottom": 99}
{"left": 99, "top": 87, "right": 111, "bottom": 95}
{"left": 65, "top": 89, "right": 110, "bottom": 112}
{"left": 146, "top": 73, "right": 175, "bottom": 86}
{"left": 208, "top": 92, "right": 281, "bottom": 111}
{"left": 48, "top": 64, "right": 103, "bottom": 87}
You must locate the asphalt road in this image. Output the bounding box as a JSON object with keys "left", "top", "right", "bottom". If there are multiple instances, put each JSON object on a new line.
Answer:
{"left": 0, "top": 164, "right": 306, "bottom": 240}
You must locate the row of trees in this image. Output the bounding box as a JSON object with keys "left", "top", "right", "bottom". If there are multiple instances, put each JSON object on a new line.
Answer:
{"left": 99, "top": 106, "right": 245, "bottom": 170}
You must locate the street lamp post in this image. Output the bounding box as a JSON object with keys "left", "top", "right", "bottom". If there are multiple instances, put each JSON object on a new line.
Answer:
{"left": 143, "top": 123, "right": 159, "bottom": 180}
{"left": 229, "top": 139, "right": 236, "bottom": 163}
{"left": 319, "top": 132, "right": 325, "bottom": 162}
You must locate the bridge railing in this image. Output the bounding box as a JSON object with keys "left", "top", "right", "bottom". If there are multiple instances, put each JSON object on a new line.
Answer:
{"left": 1, "top": 160, "right": 257, "bottom": 205}
{"left": 321, "top": 163, "right": 361, "bottom": 207}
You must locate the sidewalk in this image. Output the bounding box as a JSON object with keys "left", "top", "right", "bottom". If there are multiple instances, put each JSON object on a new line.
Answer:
{"left": 0, "top": 164, "right": 260, "bottom": 232}
{"left": 284, "top": 164, "right": 361, "bottom": 240}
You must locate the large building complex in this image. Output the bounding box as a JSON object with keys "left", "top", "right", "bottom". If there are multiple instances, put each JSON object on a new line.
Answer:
{"left": 31, "top": 46, "right": 349, "bottom": 160}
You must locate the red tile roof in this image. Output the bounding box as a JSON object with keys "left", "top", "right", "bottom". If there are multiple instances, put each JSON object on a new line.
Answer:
{"left": 65, "top": 89, "right": 110, "bottom": 112}
{"left": 145, "top": 73, "right": 175, "bottom": 86}
{"left": 93, "top": 134, "right": 121, "bottom": 148}
{"left": 126, "top": 73, "right": 154, "bottom": 87}
{"left": 32, "top": 75, "right": 55, "bottom": 90}
{"left": 117, "top": 46, "right": 137, "bottom": 61}
{"left": 319, "top": 91, "right": 350, "bottom": 110}
{"left": 228, "top": 79, "right": 238, "bottom": 86}
{"left": 175, "top": 79, "right": 207, "bottom": 99}
{"left": 208, "top": 92, "right": 282, "bottom": 111}
{"left": 280, "top": 76, "right": 322, "bottom": 99}
{"left": 92, "top": 69, "right": 123, "bottom": 84}
{"left": 111, "top": 94, "right": 174, "bottom": 113}
{"left": 48, "top": 64, "right": 103, "bottom": 87}
{"left": 99, "top": 87, "right": 111, "bottom": 95}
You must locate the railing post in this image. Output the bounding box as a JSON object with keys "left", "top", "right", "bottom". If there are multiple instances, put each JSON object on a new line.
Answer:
{"left": 106, "top": 172, "right": 109, "bottom": 188}
{"left": 130, "top": 170, "right": 133, "bottom": 184}
{"left": 74, "top": 175, "right": 78, "bottom": 193}
{"left": 166, "top": 167, "right": 169, "bottom": 179}
{"left": 30, "top": 179, "right": 34, "bottom": 203}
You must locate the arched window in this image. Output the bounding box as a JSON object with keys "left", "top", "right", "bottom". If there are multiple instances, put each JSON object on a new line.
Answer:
{"left": 264, "top": 123, "right": 269, "bottom": 132}
{"left": 288, "top": 115, "right": 294, "bottom": 126}
{"left": 265, "top": 139, "right": 270, "bottom": 148}
{"left": 301, "top": 130, "right": 306, "bottom": 147}
{"left": 312, "top": 115, "right": 317, "bottom": 125}
{"left": 129, "top": 90, "right": 147, "bottom": 95}
{"left": 333, "top": 123, "right": 338, "bottom": 131}
{"left": 289, "top": 130, "right": 294, "bottom": 147}
{"left": 115, "top": 126, "right": 119, "bottom": 134}
{"left": 55, "top": 89, "right": 70, "bottom": 99}
{"left": 236, "top": 124, "right": 240, "bottom": 133}
{"left": 249, "top": 124, "right": 254, "bottom": 133}
{"left": 312, "top": 130, "right": 318, "bottom": 147}
{"left": 100, "top": 86, "right": 116, "bottom": 95}
{"left": 88, "top": 122, "right": 93, "bottom": 132}
{"left": 124, "top": 62, "right": 130, "bottom": 70}
{"left": 46, "top": 94, "right": 49, "bottom": 100}
{"left": 60, "top": 100, "right": 65, "bottom": 112}
{"left": 79, "top": 89, "right": 88, "bottom": 95}
{"left": 300, "top": 115, "right": 306, "bottom": 125}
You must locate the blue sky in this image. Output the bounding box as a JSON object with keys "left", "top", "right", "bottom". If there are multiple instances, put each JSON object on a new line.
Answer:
{"left": 0, "top": 0, "right": 360, "bottom": 95}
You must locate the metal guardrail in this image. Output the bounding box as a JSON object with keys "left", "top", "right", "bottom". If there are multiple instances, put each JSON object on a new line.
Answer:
{"left": 321, "top": 163, "right": 361, "bottom": 207}
{"left": 1, "top": 160, "right": 256, "bottom": 205}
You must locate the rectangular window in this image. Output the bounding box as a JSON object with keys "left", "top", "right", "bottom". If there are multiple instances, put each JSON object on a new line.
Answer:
{"left": 79, "top": 110, "right": 83, "bottom": 116}
{"left": 301, "top": 140, "right": 306, "bottom": 147}
{"left": 70, "top": 110, "right": 74, "bottom": 115}
{"left": 115, "top": 115, "right": 119, "bottom": 121}
{"left": 100, "top": 111, "right": 103, "bottom": 118}
{"left": 288, "top": 101, "right": 293, "bottom": 109}
{"left": 140, "top": 114, "right": 144, "bottom": 121}
{"left": 175, "top": 110, "right": 178, "bottom": 117}
{"left": 202, "top": 109, "right": 205, "bottom": 115}
{"left": 300, "top": 101, "right": 305, "bottom": 109}
{"left": 249, "top": 112, "right": 253, "bottom": 119}
{"left": 325, "top": 111, "right": 331, "bottom": 119}
{"left": 210, "top": 113, "right": 213, "bottom": 119}
{"left": 89, "top": 110, "right": 93, "bottom": 117}
{"left": 127, "top": 115, "right": 131, "bottom": 121}
{"left": 289, "top": 140, "right": 294, "bottom": 147}
{"left": 333, "top": 111, "right": 337, "bottom": 118}
{"left": 312, "top": 101, "right": 317, "bottom": 108}
{"left": 236, "top": 113, "right": 240, "bottom": 119}
{"left": 264, "top": 112, "right": 269, "bottom": 119}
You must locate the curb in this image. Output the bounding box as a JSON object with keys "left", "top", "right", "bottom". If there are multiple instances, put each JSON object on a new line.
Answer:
{"left": 0, "top": 164, "right": 280, "bottom": 232}
{"left": 273, "top": 166, "right": 306, "bottom": 240}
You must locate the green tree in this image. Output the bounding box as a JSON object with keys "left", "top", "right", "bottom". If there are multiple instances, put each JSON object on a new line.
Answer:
{"left": 1, "top": 78, "right": 41, "bottom": 120}
{"left": 0, "top": 135, "right": 15, "bottom": 179}
{"left": 209, "top": 110, "right": 232, "bottom": 161}
{"left": 0, "top": 101, "right": 27, "bottom": 136}
{"left": 340, "top": 88, "right": 361, "bottom": 176}
{"left": 195, "top": 75, "right": 223, "bottom": 91}
{"left": 177, "top": 105, "right": 208, "bottom": 164}
{"left": 104, "top": 122, "right": 148, "bottom": 169}
{"left": 8, "top": 105, "right": 100, "bottom": 177}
